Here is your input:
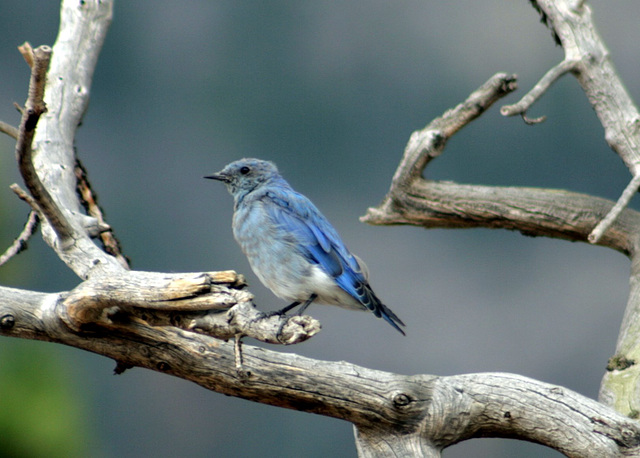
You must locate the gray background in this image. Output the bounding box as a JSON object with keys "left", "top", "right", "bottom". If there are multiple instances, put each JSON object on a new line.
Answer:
{"left": 0, "top": 1, "right": 638, "bottom": 457}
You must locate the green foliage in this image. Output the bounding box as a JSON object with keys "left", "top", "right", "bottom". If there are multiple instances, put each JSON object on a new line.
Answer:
{"left": 0, "top": 340, "right": 91, "bottom": 458}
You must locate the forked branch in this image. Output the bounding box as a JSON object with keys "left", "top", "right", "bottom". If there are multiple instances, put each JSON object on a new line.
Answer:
{"left": 506, "top": 1, "right": 640, "bottom": 243}
{"left": 362, "top": 71, "right": 640, "bottom": 256}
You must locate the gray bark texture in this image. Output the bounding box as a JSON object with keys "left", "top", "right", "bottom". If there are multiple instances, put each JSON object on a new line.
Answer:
{"left": 2, "top": 0, "right": 640, "bottom": 456}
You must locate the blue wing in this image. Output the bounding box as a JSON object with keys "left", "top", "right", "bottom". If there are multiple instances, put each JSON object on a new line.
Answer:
{"left": 262, "top": 186, "right": 405, "bottom": 334}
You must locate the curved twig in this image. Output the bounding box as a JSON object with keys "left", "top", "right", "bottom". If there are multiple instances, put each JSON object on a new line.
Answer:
{"left": 0, "top": 211, "right": 39, "bottom": 267}
{"left": 500, "top": 58, "right": 578, "bottom": 121}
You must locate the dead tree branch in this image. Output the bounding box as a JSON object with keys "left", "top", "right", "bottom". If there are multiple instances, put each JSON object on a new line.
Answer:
{"left": 364, "top": 0, "right": 640, "bottom": 420}
{"left": 0, "top": 210, "right": 38, "bottom": 267}
{"left": 14, "top": 43, "right": 73, "bottom": 245}
{"left": 501, "top": 58, "right": 578, "bottom": 124}
{"left": 2, "top": 0, "right": 320, "bottom": 349}
{"left": 1, "top": 282, "right": 638, "bottom": 457}
{"left": 0, "top": 120, "right": 18, "bottom": 139}
{"left": 2, "top": 0, "right": 640, "bottom": 456}
{"left": 507, "top": 1, "right": 640, "bottom": 244}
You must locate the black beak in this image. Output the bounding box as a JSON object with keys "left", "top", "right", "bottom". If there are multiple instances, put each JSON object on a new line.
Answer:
{"left": 204, "top": 172, "right": 230, "bottom": 183}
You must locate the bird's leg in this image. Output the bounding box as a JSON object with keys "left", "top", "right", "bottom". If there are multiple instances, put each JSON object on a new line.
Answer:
{"left": 270, "top": 293, "right": 317, "bottom": 316}
{"left": 295, "top": 293, "right": 317, "bottom": 316}
{"left": 272, "top": 300, "right": 301, "bottom": 316}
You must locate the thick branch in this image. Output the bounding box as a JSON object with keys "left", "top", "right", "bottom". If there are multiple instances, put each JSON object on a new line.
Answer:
{"left": 510, "top": 1, "right": 640, "bottom": 243}
{"left": 364, "top": 178, "right": 640, "bottom": 257}
{"left": 57, "top": 270, "right": 320, "bottom": 345}
{"left": 600, "top": 254, "right": 640, "bottom": 417}
{"left": 27, "top": 0, "right": 122, "bottom": 279}
{"left": 0, "top": 285, "right": 637, "bottom": 457}
{"left": 363, "top": 72, "right": 640, "bottom": 254}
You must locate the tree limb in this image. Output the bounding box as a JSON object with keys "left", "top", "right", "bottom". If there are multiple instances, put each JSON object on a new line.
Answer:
{"left": 364, "top": 177, "right": 640, "bottom": 257}
{"left": 364, "top": 0, "right": 640, "bottom": 422}
{"left": 362, "top": 71, "right": 640, "bottom": 256}
{"left": 515, "top": 1, "right": 640, "bottom": 242}
{"left": 27, "top": 0, "right": 122, "bottom": 279}
{"left": 15, "top": 43, "right": 74, "bottom": 245}
{"left": 0, "top": 210, "right": 39, "bottom": 267}
{"left": 58, "top": 269, "right": 320, "bottom": 345}
{"left": 0, "top": 285, "right": 637, "bottom": 457}
{"left": 363, "top": 69, "right": 639, "bottom": 257}
{"left": 3, "top": 0, "right": 640, "bottom": 455}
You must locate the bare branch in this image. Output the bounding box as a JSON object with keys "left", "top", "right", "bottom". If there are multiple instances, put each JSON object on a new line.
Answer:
{"left": 0, "top": 120, "right": 18, "bottom": 139}
{"left": 0, "top": 284, "right": 637, "bottom": 457}
{"left": 589, "top": 174, "right": 640, "bottom": 244}
{"left": 385, "top": 73, "right": 517, "bottom": 190}
{"left": 0, "top": 211, "right": 39, "bottom": 267}
{"left": 500, "top": 58, "right": 578, "bottom": 123}
{"left": 15, "top": 44, "right": 74, "bottom": 245}
{"left": 364, "top": 181, "right": 640, "bottom": 256}
{"left": 56, "top": 270, "right": 320, "bottom": 345}
{"left": 25, "top": 0, "right": 123, "bottom": 279}
{"left": 362, "top": 72, "right": 640, "bottom": 253}
{"left": 363, "top": 67, "right": 640, "bottom": 257}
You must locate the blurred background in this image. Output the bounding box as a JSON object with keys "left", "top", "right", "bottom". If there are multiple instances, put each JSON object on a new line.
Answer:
{"left": 0, "top": 1, "right": 638, "bottom": 456}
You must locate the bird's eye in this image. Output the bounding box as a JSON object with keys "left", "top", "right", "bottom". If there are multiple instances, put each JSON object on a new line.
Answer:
{"left": 240, "top": 166, "right": 250, "bottom": 175}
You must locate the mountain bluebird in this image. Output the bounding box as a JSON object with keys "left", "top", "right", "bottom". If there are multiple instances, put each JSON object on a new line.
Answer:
{"left": 205, "top": 158, "right": 405, "bottom": 335}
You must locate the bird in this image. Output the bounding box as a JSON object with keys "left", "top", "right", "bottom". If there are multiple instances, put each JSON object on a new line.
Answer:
{"left": 205, "top": 158, "right": 405, "bottom": 335}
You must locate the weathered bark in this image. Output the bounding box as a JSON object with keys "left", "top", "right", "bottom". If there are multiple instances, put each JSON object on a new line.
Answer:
{"left": 364, "top": 0, "right": 640, "bottom": 422}
{"left": 1, "top": 0, "right": 640, "bottom": 456}
{"left": 1, "top": 282, "right": 639, "bottom": 457}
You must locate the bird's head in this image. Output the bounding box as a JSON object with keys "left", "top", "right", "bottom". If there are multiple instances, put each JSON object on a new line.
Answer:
{"left": 205, "top": 158, "right": 280, "bottom": 201}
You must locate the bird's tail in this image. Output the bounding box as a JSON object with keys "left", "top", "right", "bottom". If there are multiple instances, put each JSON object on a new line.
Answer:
{"left": 378, "top": 302, "right": 406, "bottom": 336}
{"left": 339, "top": 268, "right": 406, "bottom": 335}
